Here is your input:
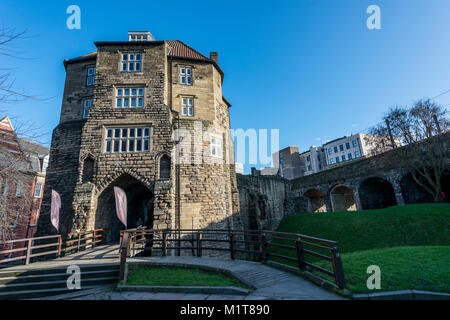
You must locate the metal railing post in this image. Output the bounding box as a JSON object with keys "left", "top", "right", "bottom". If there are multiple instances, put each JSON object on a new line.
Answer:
{"left": 92, "top": 230, "right": 96, "bottom": 248}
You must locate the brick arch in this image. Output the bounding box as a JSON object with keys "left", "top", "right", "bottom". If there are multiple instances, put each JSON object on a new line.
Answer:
{"left": 329, "top": 184, "right": 356, "bottom": 212}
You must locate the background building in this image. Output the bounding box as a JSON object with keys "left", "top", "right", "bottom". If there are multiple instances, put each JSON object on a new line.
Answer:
{"left": 272, "top": 146, "right": 302, "bottom": 180}
{"left": 272, "top": 133, "right": 404, "bottom": 179}
{"left": 0, "top": 116, "right": 49, "bottom": 257}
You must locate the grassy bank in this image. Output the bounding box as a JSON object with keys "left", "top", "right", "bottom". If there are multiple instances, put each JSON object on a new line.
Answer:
{"left": 272, "top": 203, "right": 450, "bottom": 293}
{"left": 126, "top": 266, "right": 249, "bottom": 288}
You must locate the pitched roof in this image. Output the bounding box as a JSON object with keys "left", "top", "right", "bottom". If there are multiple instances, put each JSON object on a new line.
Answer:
{"left": 166, "top": 40, "right": 209, "bottom": 60}
{"left": 64, "top": 40, "right": 211, "bottom": 65}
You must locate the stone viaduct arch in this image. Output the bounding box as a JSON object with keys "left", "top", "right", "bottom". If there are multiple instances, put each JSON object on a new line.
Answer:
{"left": 330, "top": 184, "right": 356, "bottom": 212}
{"left": 358, "top": 176, "right": 397, "bottom": 210}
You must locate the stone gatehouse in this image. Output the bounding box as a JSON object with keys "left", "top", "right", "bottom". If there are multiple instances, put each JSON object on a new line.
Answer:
{"left": 37, "top": 32, "right": 240, "bottom": 241}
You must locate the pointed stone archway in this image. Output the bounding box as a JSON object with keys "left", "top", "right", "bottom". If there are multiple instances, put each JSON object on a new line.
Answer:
{"left": 95, "top": 173, "right": 154, "bottom": 242}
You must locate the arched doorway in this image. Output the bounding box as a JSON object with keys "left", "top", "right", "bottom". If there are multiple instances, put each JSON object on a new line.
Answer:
{"left": 359, "top": 177, "right": 397, "bottom": 210}
{"left": 304, "top": 189, "right": 326, "bottom": 213}
{"left": 400, "top": 172, "right": 434, "bottom": 204}
{"left": 330, "top": 185, "right": 356, "bottom": 212}
{"left": 95, "top": 173, "right": 154, "bottom": 242}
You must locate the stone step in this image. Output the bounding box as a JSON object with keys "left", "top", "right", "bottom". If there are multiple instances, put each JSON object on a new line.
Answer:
{"left": 0, "top": 269, "right": 118, "bottom": 285}
{"left": 0, "top": 276, "right": 118, "bottom": 293}
{"left": 0, "top": 263, "right": 119, "bottom": 278}
{"left": 0, "top": 285, "right": 113, "bottom": 300}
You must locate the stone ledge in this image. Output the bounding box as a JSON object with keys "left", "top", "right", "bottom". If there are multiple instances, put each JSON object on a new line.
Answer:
{"left": 117, "top": 285, "right": 250, "bottom": 295}
{"left": 353, "top": 290, "right": 450, "bottom": 300}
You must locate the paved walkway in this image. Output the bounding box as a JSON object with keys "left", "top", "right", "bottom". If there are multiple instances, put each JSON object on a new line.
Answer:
{"left": 1, "top": 244, "right": 343, "bottom": 300}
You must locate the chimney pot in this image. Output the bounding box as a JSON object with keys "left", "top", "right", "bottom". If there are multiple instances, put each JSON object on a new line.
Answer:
{"left": 210, "top": 52, "right": 218, "bottom": 64}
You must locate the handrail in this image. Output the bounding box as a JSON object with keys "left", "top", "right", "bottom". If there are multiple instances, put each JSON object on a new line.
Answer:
{"left": 0, "top": 229, "right": 107, "bottom": 266}
{"left": 118, "top": 228, "right": 346, "bottom": 289}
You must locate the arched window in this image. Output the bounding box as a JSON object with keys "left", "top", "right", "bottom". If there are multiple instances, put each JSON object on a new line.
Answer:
{"left": 159, "top": 155, "right": 171, "bottom": 179}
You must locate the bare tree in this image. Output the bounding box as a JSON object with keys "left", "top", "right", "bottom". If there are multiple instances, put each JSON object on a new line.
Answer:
{"left": 0, "top": 27, "right": 45, "bottom": 246}
{"left": 368, "top": 99, "right": 450, "bottom": 202}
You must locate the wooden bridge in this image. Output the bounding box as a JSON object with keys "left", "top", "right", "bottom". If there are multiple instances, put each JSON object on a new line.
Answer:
{"left": 0, "top": 228, "right": 345, "bottom": 300}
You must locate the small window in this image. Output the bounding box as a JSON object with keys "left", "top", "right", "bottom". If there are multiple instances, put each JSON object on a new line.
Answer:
{"left": 328, "top": 148, "right": 332, "bottom": 155}
{"left": 34, "top": 183, "right": 42, "bottom": 198}
{"left": 346, "top": 142, "right": 350, "bottom": 150}
{"left": 352, "top": 140, "right": 358, "bottom": 148}
{"left": 160, "top": 155, "right": 171, "bottom": 179}
{"left": 179, "top": 67, "right": 192, "bottom": 85}
{"left": 86, "top": 67, "right": 96, "bottom": 86}
{"left": 355, "top": 151, "right": 360, "bottom": 158}
{"left": 339, "top": 145, "right": 344, "bottom": 152}
{"left": 342, "top": 155, "right": 346, "bottom": 161}
{"left": 182, "top": 97, "right": 194, "bottom": 116}
{"left": 334, "top": 147, "right": 338, "bottom": 153}
{"left": 83, "top": 99, "right": 93, "bottom": 119}
{"left": 330, "top": 158, "right": 334, "bottom": 164}
{"left": 348, "top": 153, "right": 353, "bottom": 160}
{"left": 211, "top": 137, "right": 222, "bottom": 158}
{"left": 121, "top": 53, "right": 142, "bottom": 72}
{"left": 336, "top": 157, "right": 340, "bottom": 163}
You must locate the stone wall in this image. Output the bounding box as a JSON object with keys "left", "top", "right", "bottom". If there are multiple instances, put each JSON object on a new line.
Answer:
{"left": 236, "top": 172, "right": 300, "bottom": 231}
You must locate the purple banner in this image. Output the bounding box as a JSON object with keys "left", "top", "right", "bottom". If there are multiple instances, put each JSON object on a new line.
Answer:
{"left": 114, "top": 186, "right": 127, "bottom": 228}
{"left": 51, "top": 190, "right": 61, "bottom": 232}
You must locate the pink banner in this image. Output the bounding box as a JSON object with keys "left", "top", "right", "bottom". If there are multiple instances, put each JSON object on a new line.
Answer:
{"left": 114, "top": 186, "right": 127, "bottom": 228}
{"left": 51, "top": 190, "right": 61, "bottom": 232}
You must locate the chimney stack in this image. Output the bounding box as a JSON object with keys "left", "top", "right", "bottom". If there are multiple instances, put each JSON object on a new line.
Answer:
{"left": 210, "top": 52, "right": 218, "bottom": 64}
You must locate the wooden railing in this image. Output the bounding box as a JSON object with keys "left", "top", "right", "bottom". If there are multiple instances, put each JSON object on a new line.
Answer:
{"left": 0, "top": 229, "right": 106, "bottom": 266}
{"left": 119, "top": 228, "right": 346, "bottom": 289}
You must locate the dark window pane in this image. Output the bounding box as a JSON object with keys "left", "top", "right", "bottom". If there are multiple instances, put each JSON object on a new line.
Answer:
{"left": 136, "top": 140, "right": 142, "bottom": 151}
{"left": 121, "top": 140, "right": 127, "bottom": 152}
{"left": 114, "top": 129, "right": 120, "bottom": 138}
{"left": 106, "top": 141, "right": 112, "bottom": 152}
{"left": 137, "top": 128, "right": 142, "bottom": 137}
{"left": 144, "top": 139, "right": 149, "bottom": 151}
{"left": 129, "top": 140, "right": 134, "bottom": 152}
{"left": 114, "top": 140, "right": 119, "bottom": 152}
{"left": 129, "top": 128, "right": 135, "bottom": 137}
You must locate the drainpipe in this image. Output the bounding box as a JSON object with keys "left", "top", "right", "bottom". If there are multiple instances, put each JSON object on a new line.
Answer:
{"left": 168, "top": 51, "right": 181, "bottom": 256}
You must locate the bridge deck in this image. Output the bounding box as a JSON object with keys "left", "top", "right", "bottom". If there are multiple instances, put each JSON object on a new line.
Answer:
{"left": 0, "top": 244, "right": 342, "bottom": 300}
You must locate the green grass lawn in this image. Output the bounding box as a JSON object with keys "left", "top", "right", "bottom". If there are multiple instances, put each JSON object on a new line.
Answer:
{"left": 322, "top": 246, "right": 450, "bottom": 293}
{"left": 126, "top": 265, "right": 249, "bottom": 288}
{"left": 272, "top": 203, "right": 450, "bottom": 293}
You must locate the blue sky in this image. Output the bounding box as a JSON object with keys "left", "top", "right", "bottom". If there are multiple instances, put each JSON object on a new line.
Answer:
{"left": 1, "top": 0, "right": 450, "bottom": 173}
